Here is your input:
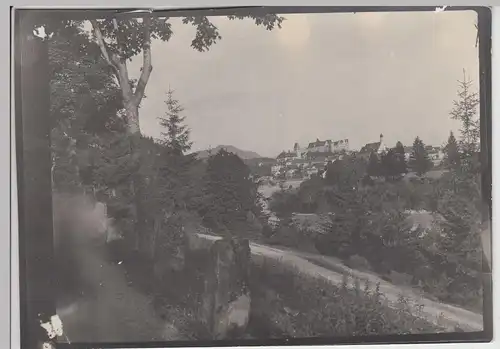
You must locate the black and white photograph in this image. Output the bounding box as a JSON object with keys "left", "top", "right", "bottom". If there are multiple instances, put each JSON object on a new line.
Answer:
{"left": 14, "top": 6, "right": 492, "bottom": 349}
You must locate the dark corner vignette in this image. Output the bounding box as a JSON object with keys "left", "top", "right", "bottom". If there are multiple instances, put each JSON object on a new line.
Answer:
{"left": 15, "top": 9, "right": 57, "bottom": 349}
{"left": 13, "top": 5, "right": 493, "bottom": 349}
{"left": 477, "top": 5, "right": 493, "bottom": 343}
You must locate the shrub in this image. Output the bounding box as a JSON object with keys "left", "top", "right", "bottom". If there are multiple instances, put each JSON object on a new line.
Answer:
{"left": 265, "top": 222, "right": 318, "bottom": 253}
{"left": 248, "top": 259, "right": 442, "bottom": 338}
{"left": 268, "top": 190, "right": 302, "bottom": 218}
{"left": 346, "top": 255, "right": 372, "bottom": 272}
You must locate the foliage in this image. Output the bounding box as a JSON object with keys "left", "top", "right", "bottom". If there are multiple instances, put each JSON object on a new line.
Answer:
{"left": 296, "top": 175, "right": 325, "bottom": 212}
{"left": 265, "top": 221, "right": 318, "bottom": 253}
{"left": 198, "top": 149, "right": 260, "bottom": 234}
{"left": 346, "top": 255, "right": 372, "bottom": 272}
{"left": 267, "top": 160, "right": 483, "bottom": 311}
{"left": 379, "top": 141, "right": 408, "bottom": 180}
{"left": 450, "top": 71, "right": 480, "bottom": 158}
{"left": 158, "top": 88, "right": 193, "bottom": 155}
{"left": 50, "top": 126, "right": 80, "bottom": 191}
{"left": 394, "top": 141, "right": 408, "bottom": 174}
{"left": 245, "top": 158, "right": 274, "bottom": 177}
{"left": 379, "top": 149, "right": 400, "bottom": 180}
{"left": 324, "top": 154, "right": 367, "bottom": 188}
{"left": 366, "top": 152, "right": 380, "bottom": 177}
{"left": 249, "top": 260, "right": 442, "bottom": 338}
{"left": 409, "top": 137, "right": 433, "bottom": 176}
{"left": 48, "top": 25, "right": 124, "bottom": 192}
{"left": 268, "top": 190, "right": 302, "bottom": 218}
{"left": 443, "top": 131, "right": 461, "bottom": 170}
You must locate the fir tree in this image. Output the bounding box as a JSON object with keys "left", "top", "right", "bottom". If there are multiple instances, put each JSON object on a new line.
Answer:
{"left": 450, "top": 70, "right": 480, "bottom": 157}
{"left": 35, "top": 13, "right": 284, "bottom": 255}
{"left": 409, "top": 137, "right": 433, "bottom": 176}
{"left": 444, "top": 131, "right": 461, "bottom": 170}
{"left": 158, "top": 88, "right": 193, "bottom": 156}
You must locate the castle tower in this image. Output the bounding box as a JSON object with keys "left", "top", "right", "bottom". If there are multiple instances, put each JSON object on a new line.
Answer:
{"left": 378, "top": 134, "right": 387, "bottom": 154}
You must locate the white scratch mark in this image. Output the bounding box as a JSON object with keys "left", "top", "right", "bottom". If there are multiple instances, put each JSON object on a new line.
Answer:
{"left": 42, "top": 342, "right": 54, "bottom": 349}
{"left": 118, "top": 261, "right": 123, "bottom": 264}
{"left": 40, "top": 315, "right": 64, "bottom": 340}
{"left": 435, "top": 6, "right": 448, "bottom": 13}
{"left": 40, "top": 321, "right": 56, "bottom": 339}
{"left": 50, "top": 315, "right": 64, "bottom": 337}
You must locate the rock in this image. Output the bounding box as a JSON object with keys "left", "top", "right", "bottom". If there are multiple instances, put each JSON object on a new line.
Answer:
{"left": 200, "top": 237, "right": 251, "bottom": 339}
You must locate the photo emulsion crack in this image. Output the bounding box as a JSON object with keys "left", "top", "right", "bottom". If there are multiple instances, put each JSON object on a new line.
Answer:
{"left": 13, "top": 6, "right": 492, "bottom": 349}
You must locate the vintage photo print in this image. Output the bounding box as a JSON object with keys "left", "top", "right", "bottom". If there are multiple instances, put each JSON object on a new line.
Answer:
{"left": 13, "top": 6, "right": 492, "bottom": 349}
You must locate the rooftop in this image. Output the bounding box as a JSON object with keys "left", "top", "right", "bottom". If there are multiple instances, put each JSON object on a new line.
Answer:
{"left": 360, "top": 142, "right": 381, "bottom": 154}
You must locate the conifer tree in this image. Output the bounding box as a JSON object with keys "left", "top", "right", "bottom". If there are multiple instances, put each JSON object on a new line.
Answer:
{"left": 156, "top": 90, "right": 197, "bottom": 213}
{"left": 409, "top": 137, "right": 432, "bottom": 176}
{"left": 158, "top": 88, "right": 193, "bottom": 156}
{"left": 449, "top": 70, "right": 480, "bottom": 172}
{"left": 444, "top": 131, "right": 461, "bottom": 170}
{"left": 450, "top": 70, "right": 480, "bottom": 157}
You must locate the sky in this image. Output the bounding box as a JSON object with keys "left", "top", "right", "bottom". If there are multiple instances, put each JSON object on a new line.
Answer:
{"left": 128, "top": 10, "right": 479, "bottom": 158}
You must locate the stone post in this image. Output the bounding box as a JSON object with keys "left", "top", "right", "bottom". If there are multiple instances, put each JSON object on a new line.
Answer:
{"left": 200, "top": 237, "right": 252, "bottom": 339}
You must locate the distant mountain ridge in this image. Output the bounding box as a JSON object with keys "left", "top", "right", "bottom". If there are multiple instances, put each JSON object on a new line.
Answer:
{"left": 193, "top": 145, "right": 262, "bottom": 160}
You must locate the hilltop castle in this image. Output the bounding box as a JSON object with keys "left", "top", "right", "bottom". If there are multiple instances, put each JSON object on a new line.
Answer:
{"left": 283, "top": 138, "right": 350, "bottom": 160}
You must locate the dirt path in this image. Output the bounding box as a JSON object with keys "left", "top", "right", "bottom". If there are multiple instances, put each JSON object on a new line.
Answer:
{"left": 195, "top": 233, "right": 483, "bottom": 332}
{"left": 56, "top": 233, "right": 179, "bottom": 344}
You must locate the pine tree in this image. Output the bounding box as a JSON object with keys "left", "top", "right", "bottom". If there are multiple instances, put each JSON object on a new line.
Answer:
{"left": 450, "top": 70, "right": 480, "bottom": 158}
{"left": 155, "top": 89, "right": 198, "bottom": 216}
{"left": 158, "top": 88, "right": 193, "bottom": 156}
{"left": 409, "top": 137, "right": 432, "bottom": 176}
{"left": 444, "top": 131, "right": 461, "bottom": 170}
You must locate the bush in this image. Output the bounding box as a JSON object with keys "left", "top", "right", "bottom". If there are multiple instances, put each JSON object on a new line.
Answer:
{"left": 266, "top": 166, "right": 484, "bottom": 312}
{"left": 152, "top": 248, "right": 212, "bottom": 339}
{"left": 268, "top": 190, "right": 302, "bottom": 218}
{"left": 346, "top": 255, "right": 372, "bottom": 272}
{"left": 265, "top": 223, "right": 318, "bottom": 253}
{"left": 248, "top": 259, "right": 443, "bottom": 338}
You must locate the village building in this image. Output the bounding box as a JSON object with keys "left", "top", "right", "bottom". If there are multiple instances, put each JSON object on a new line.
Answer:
{"left": 276, "top": 150, "right": 297, "bottom": 164}
{"left": 426, "top": 146, "right": 445, "bottom": 167}
{"left": 359, "top": 134, "right": 388, "bottom": 159}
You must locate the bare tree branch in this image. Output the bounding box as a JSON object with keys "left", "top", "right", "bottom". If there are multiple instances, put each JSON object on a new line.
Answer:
{"left": 475, "top": 22, "right": 479, "bottom": 48}
{"left": 133, "top": 16, "right": 153, "bottom": 106}
{"left": 112, "top": 17, "right": 126, "bottom": 59}
{"left": 90, "top": 20, "right": 115, "bottom": 68}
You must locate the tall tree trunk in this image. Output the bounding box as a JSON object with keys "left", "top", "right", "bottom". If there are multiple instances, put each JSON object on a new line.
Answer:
{"left": 91, "top": 17, "right": 153, "bottom": 255}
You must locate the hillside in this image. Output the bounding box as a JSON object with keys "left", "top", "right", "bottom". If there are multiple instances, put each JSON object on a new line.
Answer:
{"left": 193, "top": 145, "right": 262, "bottom": 160}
